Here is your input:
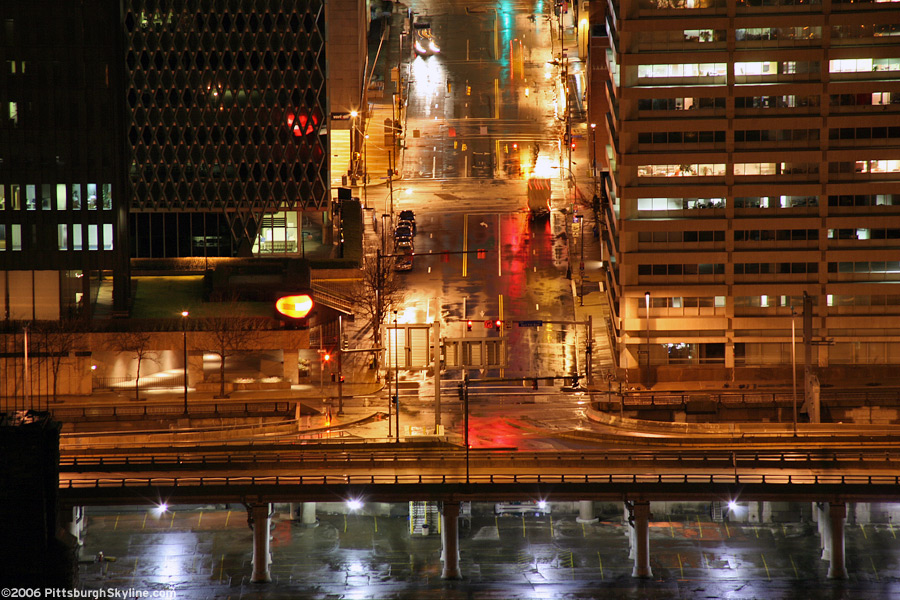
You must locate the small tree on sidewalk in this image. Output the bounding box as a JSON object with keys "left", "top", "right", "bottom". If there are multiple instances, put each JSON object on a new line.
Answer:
{"left": 345, "top": 253, "right": 405, "bottom": 371}
{"left": 201, "top": 314, "right": 265, "bottom": 398}
{"left": 32, "top": 319, "right": 84, "bottom": 404}
{"left": 115, "top": 330, "right": 158, "bottom": 401}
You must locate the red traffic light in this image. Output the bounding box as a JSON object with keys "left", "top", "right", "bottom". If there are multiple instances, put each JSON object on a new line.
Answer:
{"left": 466, "top": 320, "right": 473, "bottom": 331}
{"left": 495, "top": 319, "right": 503, "bottom": 328}
{"left": 323, "top": 353, "right": 331, "bottom": 362}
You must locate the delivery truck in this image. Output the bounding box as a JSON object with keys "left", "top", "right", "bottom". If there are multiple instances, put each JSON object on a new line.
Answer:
{"left": 526, "top": 177, "right": 551, "bottom": 219}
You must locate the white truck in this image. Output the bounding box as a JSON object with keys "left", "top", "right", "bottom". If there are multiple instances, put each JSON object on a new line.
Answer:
{"left": 526, "top": 177, "right": 551, "bottom": 219}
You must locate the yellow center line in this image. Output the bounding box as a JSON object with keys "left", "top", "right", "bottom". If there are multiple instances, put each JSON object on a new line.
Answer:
{"left": 781, "top": 524, "right": 787, "bottom": 537}
{"left": 761, "top": 553, "right": 771, "bottom": 580}
{"left": 131, "top": 558, "right": 138, "bottom": 584}
{"left": 754, "top": 526, "right": 759, "bottom": 539}
{"left": 703, "top": 553, "right": 710, "bottom": 570}
{"left": 790, "top": 555, "right": 798, "bottom": 578}
{"left": 570, "top": 551, "right": 575, "bottom": 580}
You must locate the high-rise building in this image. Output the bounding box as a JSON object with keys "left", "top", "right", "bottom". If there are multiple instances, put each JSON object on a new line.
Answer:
{"left": 124, "top": 1, "right": 330, "bottom": 259}
{"left": 591, "top": 0, "right": 900, "bottom": 379}
{"left": 0, "top": 1, "right": 130, "bottom": 319}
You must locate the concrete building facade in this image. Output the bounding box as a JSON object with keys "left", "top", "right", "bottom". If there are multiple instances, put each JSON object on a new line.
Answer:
{"left": 590, "top": 0, "right": 900, "bottom": 381}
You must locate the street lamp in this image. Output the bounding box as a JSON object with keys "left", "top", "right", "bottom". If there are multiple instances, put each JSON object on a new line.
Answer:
{"left": 791, "top": 308, "right": 798, "bottom": 436}
{"left": 644, "top": 292, "right": 651, "bottom": 388}
{"left": 181, "top": 310, "right": 189, "bottom": 414}
{"left": 394, "top": 310, "right": 400, "bottom": 443}
{"left": 589, "top": 123, "right": 597, "bottom": 190}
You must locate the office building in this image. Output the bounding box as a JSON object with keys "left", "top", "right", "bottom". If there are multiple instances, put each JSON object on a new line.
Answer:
{"left": 591, "top": 0, "right": 900, "bottom": 379}
{"left": 0, "top": 2, "right": 130, "bottom": 319}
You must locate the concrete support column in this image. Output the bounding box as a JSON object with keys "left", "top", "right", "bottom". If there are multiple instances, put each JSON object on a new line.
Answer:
{"left": 288, "top": 503, "right": 299, "bottom": 520}
{"left": 283, "top": 350, "right": 300, "bottom": 384}
{"left": 576, "top": 500, "right": 598, "bottom": 524}
{"left": 187, "top": 353, "right": 203, "bottom": 386}
{"left": 250, "top": 503, "right": 272, "bottom": 583}
{"left": 816, "top": 503, "right": 831, "bottom": 560}
{"left": 301, "top": 502, "right": 318, "bottom": 528}
{"left": 761, "top": 501, "right": 773, "bottom": 524}
{"left": 827, "top": 502, "right": 847, "bottom": 579}
{"left": 625, "top": 503, "right": 635, "bottom": 560}
{"left": 853, "top": 502, "right": 871, "bottom": 525}
{"left": 632, "top": 501, "right": 652, "bottom": 578}
{"left": 747, "top": 501, "right": 760, "bottom": 523}
{"left": 440, "top": 501, "right": 462, "bottom": 580}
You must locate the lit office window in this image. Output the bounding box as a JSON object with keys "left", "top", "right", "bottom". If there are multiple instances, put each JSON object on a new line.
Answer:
{"left": 71, "top": 184, "right": 81, "bottom": 210}
{"left": 103, "top": 224, "right": 113, "bottom": 250}
{"left": 11, "top": 224, "right": 21, "bottom": 251}
{"left": 87, "top": 183, "right": 98, "bottom": 210}
{"left": 56, "top": 184, "right": 66, "bottom": 210}
{"left": 73, "top": 224, "right": 82, "bottom": 250}
{"left": 58, "top": 225, "right": 68, "bottom": 250}
{"left": 26, "top": 185, "right": 36, "bottom": 210}
{"left": 0, "top": 224, "right": 5, "bottom": 250}
{"left": 88, "top": 224, "right": 98, "bottom": 250}
{"left": 101, "top": 184, "right": 112, "bottom": 210}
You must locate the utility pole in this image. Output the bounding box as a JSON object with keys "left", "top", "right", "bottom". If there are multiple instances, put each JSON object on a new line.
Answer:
{"left": 337, "top": 315, "right": 344, "bottom": 416}
{"left": 463, "top": 374, "right": 470, "bottom": 483}
{"left": 433, "top": 320, "right": 442, "bottom": 430}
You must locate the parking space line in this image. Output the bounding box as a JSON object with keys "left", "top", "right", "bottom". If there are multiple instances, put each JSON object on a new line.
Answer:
{"left": 703, "top": 552, "right": 710, "bottom": 570}
{"left": 522, "top": 514, "right": 526, "bottom": 538}
{"left": 142, "top": 513, "right": 147, "bottom": 530}
{"left": 218, "top": 554, "right": 225, "bottom": 583}
{"left": 131, "top": 558, "right": 138, "bottom": 584}
{"left": 724, "top": 521, "right": 730, "bottom": 538}
{"left": 753, "top": 526, "right": 759, "bottom": 538}
{"left": 761, "top": 553, "right": 771, "bottom": 580}
{"left": 374, "top": 515, "right": 378, "bottom": 533}
{"left": 344, "top": 514, "right": 348, "bottom": 533}
{"left": 890, "top": 521, "right": 896, "bottom": 539}
{"left": 696, "top": 515, "right": 703, "bottom": 539}
{"left": 860, "top": 523, "right": 868, "bottom": 539}
{"left": 598, "top": 551, "right": 603, "bottom": 579}
{"left": 114, "top": 515, "right": 119, "bottom": 531}
{"left": 790, "top": 554, "right": 798, "bottom": 578}
{"left": 225, "top": 510, "right": 231, "bottom": 527}
{"left": 170, "top": 512, "right": 176, "bottom": 528}
{"left": 677, "top": 553, "right": 684, "bottom": 579}
{"left": 198, "top": 511, "right": 203, "bottom": 528}
{"left": 871, "top": 556, "right": 879, "bottom": 581}
{"left": 582, "top": 522, "right": 586, "bottom": 537}
{"left": 670, "top": 523, "right": 675, "bottom": 538}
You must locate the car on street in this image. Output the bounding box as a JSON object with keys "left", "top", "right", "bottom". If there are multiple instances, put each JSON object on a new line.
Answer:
{"left": 398, "top": 210, "right": 416, "bottom": 232}
{"left": 413, "top": 23, "right": 440, "bottom": 56}
{"left": 397, "top": 218, "right": 416, "bottom": 235}
{"left": 394, "top": 224, "right": 413, "bottom": 241}
{"left": 396, "top": 238, "right": 414, "bottom": 252}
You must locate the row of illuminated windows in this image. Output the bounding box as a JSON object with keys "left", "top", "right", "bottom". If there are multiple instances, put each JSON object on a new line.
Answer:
{"left": 641, "top": 0, "right": 898, "bottom": 10}
{"left": 735, "top": 27, "right": 820, "bottom": 41}
{"left": 639, "top": 93, "right": 899, "bottom": 111}
{"left": 736, "top": 95, "right": 819, "bottom": 109}
{"left": 638, "top": 131, "right": 724, "bottom": 144}
{"left": 829, "top": 127, "right": 900, "bottom": 141}
{"left": 830, "top": 59, "right": 900, "bottom": 73}
{"left": 637, "top": 163, "right": 726, "bottom": 177}
{"left": 641, "top": 296, "right": 726, "bottom": 308}
{"left": 637, "top": 162, "right": 900, "bottom": 177}
{"left": 0, "top": 184, "right": 112, "bottom": 211}
{"left": 829, "top": 229, "right": 900, "bottom": 240}
{"left": 0, "top": 223, "right": 114, "bottom": 251}
{"left": 734, "top": 229, "right": 819, "bottom": 241}
{"left": 830, "top": 160, "right": 900, "bottom": 174}
{"left": 829, "top": 262, "right": 900, "bottom": 273}
{"left": 635, "top": 195, "right": 900, "bottom": 210}
{"left": 734, "top": 263, "right": 819, "bottom": 274}
{"left": 637, "top": 63, "right": 727, "bottom": 78}
{"left": 637, "top": 163, "right": 825, "bottom": 177}
{"left": 638, "top": 263, "right": 725, "bottom": 275}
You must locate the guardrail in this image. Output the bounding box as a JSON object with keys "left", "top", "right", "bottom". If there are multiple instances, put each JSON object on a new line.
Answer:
{"left": 52, "top": 402, "right": 294, "bottom": 421}
{"left": 59, "top": 472, "right": 900, "bottom": 489}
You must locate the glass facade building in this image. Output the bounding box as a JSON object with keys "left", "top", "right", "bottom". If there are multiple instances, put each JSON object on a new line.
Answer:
{"left": 591, "top": 0, "right": 900, "bottom": 372}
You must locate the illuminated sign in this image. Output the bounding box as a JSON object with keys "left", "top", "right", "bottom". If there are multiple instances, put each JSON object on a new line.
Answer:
{"left": 275, "top": 294, "right": 314, "bottom": 319}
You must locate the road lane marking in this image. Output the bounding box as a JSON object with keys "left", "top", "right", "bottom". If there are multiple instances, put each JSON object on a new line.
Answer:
{"left": 570, "top": 550, "right": 575, "bottom": 579}
{"left": 860, "top": 523, "right": 868, "bottom": 539}
{"left": 170, "top": 511, "right": 176, "bottom": 528}
{"left": 142, "top": 513, "right": 147, "bottom": 530}
{"left": 582, "top": 522, "right": 586, "bottom": 537}
{"left": 494, "top": 79, "right": 500, "bottom": 119}
{"left": 598, "top": 552, "right": 603, "bottom": 578}
{"left": 696, "top": 515, "right": 702, "bottom": 538}
{"left": 790, "top": 554, "right": 798, "bottom": 578}
{"left": 522, "top": 513, "right": 526, "bottom": 537}
{"left": 761, "top": 553, "right": 771, "bottom": 580}
{"left": 225, "top": 510, "right": 231, "bottom": 527}
{"left": 677, "top": 553, "right": 684, "bottom": 579}
{"left": 132, "top": 558, "right": 138, "bottom": 584}
{"left": 218, "top": 554, "right": 225, "bottom": 583}
{"left": 670, "top": 524, "right": 675, "bottom": 538}
{"left": 753, "top": 526, "right": 759, "bottom": 538}
{"left": 462, "top": 216, "right": 468, "bottom": 277}
{"left": 724, "top": 521, "right": 730, "bottom": 538}
{"left": 198, "top": 511, "right": 203, "bottom": 528}
{"left": 344, "top": 514, "right": 348, "bottom": 533}
{"left": 114, "top": 515, "right": 119, "bottom": 530}
{"left": 871, "top": 556, "right": 879, "bottom": 581}
{"left": 374, "top": 515, "right": 378, "bottom": 533}
{"left": 703, "top": 553, "right": 710, "bottom": 570}
{"left": 891, "top": 521, "right": 897, "bottom": 539}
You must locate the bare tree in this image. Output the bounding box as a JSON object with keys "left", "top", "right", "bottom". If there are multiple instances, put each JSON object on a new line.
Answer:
{"left": 201, "top": 315, "right": 265, "bottom": 398}
{"left": 345, "top": 253, "right": 406, "bottom": 370}
{"left": 31, "top": 319, "right": 84, "bottom": 403}
{"left": 115, "top": 330, "right": 158, "bottom": 401}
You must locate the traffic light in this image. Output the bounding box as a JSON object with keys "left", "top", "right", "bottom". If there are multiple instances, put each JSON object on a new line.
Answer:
{"left": 323, "top": 353, "right": 331, "bottom": 363}
{"left": 495, "top": 319, "right": 503, "bottom": 329}
{"left": 477, "top": 249, "right": 486, "bottom": 259}
{"left": 466, "top": 320, "right": 473, "bottom": 331}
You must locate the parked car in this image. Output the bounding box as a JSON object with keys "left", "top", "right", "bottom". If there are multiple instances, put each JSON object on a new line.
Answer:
{"left": 494, "top": 501, "right": 550, "bottom": 516}
{"left": 398, "top": 210, "right": 416, "bottom": 230}
{"left": 395, "top": 238, "right": 414, "bottom": 252}
{"left": 397, "top": 218, "right": 416, "bottom": 235}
